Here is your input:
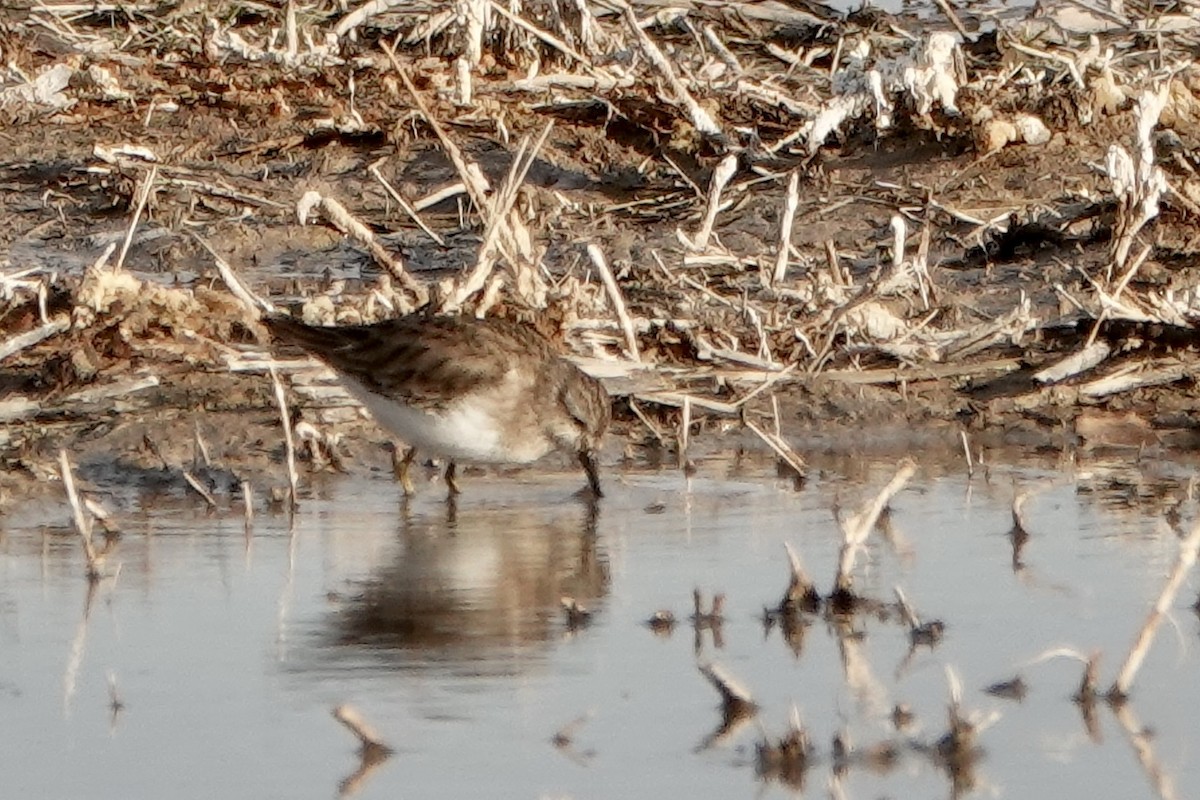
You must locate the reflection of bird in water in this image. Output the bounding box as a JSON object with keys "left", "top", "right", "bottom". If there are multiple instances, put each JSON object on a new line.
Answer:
{"left": 330, "top": 503, "right": 607, "bottom": 667}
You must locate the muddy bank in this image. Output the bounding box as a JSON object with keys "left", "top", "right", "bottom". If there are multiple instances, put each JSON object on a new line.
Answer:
{"left": 3, "top": 1, "right": 1200, "bottom": 502}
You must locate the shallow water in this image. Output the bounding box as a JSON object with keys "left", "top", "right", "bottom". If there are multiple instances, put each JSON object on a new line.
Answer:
{"left": 2, "top": 453, "right": 1199, "bottom": 799}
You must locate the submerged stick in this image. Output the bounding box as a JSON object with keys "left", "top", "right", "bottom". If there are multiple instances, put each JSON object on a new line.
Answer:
{"left": 1109, "top": 519, "right": 1200, "bottom": 699}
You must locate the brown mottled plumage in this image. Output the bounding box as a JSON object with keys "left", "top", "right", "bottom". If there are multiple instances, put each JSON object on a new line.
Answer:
{"left": 263, "top": 313, "right": 610, "bottom": 497}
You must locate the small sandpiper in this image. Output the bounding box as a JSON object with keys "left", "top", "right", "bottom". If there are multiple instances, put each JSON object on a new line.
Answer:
{"left": 263, "top": 313, "right": 611, "bottom": 497}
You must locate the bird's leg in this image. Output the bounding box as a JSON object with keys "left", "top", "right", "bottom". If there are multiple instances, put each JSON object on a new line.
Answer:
{"left": 444, "top": 461, "right": 461, "bottom": 496}
{"left": 392, "top": 445, "right": 418, "bottom": 496}
{"left": 577, "top": 449, "right": 603, "bottom": 499}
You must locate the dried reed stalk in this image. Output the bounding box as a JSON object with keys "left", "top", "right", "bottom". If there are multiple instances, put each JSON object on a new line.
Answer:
{"left": 269, "top": 365, "right": 300, "bottom": 513}
{"left": 59, "top": 450, "right": 100, "bottom": 580}
{"left": 615, "top": 0, "right": 721, "bottom": 137}
{"left": 1109, "top": 518, "right": 1200, "bottom": 698}
{"left": 684, "top": 155, "right": 738, "bottom": 251}
{"left": 587, "top": 243, "right": 640, "bottom": 362}
{"left": 834, "top": 459, "right": 916, "bottom": 592}
{"left": 114, "top": 165, "right": 157, "bottom": 271}
{"left": 771, "top": 170, "right": 801, "bottom": 286}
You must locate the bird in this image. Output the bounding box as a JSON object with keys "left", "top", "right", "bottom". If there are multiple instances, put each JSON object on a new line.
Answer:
{"left": 262, "top": 313, "right": 611, "bottom": 498}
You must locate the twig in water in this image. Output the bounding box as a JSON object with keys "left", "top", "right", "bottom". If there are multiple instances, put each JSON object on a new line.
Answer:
{"left": 331, "top": 705, "right": 391, "bottom": 758}
{"left": 560, "top": 596, "right": 593, "bottom": 630}
{"left": 777, "top": 542, "right": 820, "bottom": 614}
{"left": 645, "top": 609, "right": 677, "bottom": 635}
{"left": 933, "top": 666, "right": 994, "bottom": 789}
{"left": 894, "top": 586, "right": 945, "bottom": 647}
{"left": 833, "top": 459, "right": 917, "bottom": 599}
{"left": 59, "top": 450, "right": 100, "bottom": 581}
{"left": 182, "top": 471, "right": 218, "bottom": 508}
{"left": 1109, "top": 518, "right": 1200, "bottom": 700}
{"left": 107, "top": 670, "right": 124, "bottom": 729}
{"left": 756, "top": 705, "right": 813, "bottom": 786}
{"left": 698, "top": 662, "right": 757, "bottom": 718}
{"left": 269, "top": 365, "right": 300, "bottom": 515}
{"left": 551, "top": 710, "right": 596, "bottom": 765}
{"left": 242, "top": 480, "right": 254, "bottom": 537}
{"left": 1011, "top": 487, "right": 1031, "bottom": 535}
{"left": 959, "top": 430, "right": 973, "bottom": 478}
{"left": 677, "top": 395, "right": 692, "bottom": 471}
{"left": 745, "top": 420, "right": 807, "bottom": 482}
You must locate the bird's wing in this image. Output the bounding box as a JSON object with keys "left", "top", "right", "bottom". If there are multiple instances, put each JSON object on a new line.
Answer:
{"left": 264, "top": 314, "right": 553, "bottom": 407}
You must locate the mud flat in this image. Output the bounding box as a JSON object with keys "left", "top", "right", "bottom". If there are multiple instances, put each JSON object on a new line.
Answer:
{"left": 3, "top": 1, "right": 1200, "bottom": 502}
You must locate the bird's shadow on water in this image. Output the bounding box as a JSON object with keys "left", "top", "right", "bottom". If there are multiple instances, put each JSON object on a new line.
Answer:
{"left": 307, "top": 496, "right": 608, "bottom": 673}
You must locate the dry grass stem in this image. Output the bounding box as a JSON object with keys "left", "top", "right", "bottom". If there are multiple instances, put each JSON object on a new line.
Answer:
{"left": 242, "top": 480, "right": 255, "bottom": 536}
{"left": 745, "top": 420, "right": 807, "bottom": 480}
{"left": 58, "top": 450, "right": 100, "bottom": 580}
{"left": 487, "top": 0, "right": 591, "bottom": 66}
{"left": 114, "top": 164, "right": 158, "bottom": 272}
{"left": 835, "top": 459, "right": 917, "bottom": 592}
{"left": 183, "top": 471, "right": 218, "bottom": 507}
{"left": 298, "top": 191, "right": 426, "bottom": 307}
{"left": 269, "top": 365, "right": 300, "bottom": 513}
{"left": 684, "top": 155, "right": 738, "bottom": 252}
{"left": 194, "top": 233, "right": 275, "bottom": 314}
{"left": 678, "top": 395, "right": 691, "bottom": 467}
{"left": 771, "top": 170, "right": 801, "bottom": 286}
{"left": 0, "top": 316, "right": 70, "bottom": 363}
{"left": 587, "top": 243, "right": 640, "bottom": 362}
{"left": 367, "top": 161, "right": 445, "bottom": 246}
{"left": 1034, "top": 341, "right": 1113, "bottom": 384}
{"left": 1109, "top": 518, "right": 1200, "bottom": 699}
{"left": 443, "top": 123, "right": 554, "bottom": 310}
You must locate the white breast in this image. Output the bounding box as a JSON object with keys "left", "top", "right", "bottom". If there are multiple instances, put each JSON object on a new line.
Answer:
{"left": 339, "top": 375, "right": 554, "bottom": 464}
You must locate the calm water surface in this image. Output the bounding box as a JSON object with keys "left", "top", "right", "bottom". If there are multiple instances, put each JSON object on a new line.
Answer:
{"left": 2, "top": 453, "right": 1198, "bottom": 799}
